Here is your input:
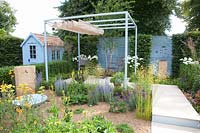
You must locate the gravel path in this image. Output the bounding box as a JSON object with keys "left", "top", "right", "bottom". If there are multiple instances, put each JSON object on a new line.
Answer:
{"left": 39, "top": 90, "right": 151, "bottom": 133}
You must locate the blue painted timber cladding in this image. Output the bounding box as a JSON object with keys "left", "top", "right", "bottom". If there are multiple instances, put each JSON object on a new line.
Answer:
{"left": 97, "top": 36, "right": 172, "bottom": 75}
{"left": 97, "top": 37, "right": 127, "bottom": 71}
{"left": 21, "top": 34, "right": 64, "bottom": 65}
{"left": 150, "top": 36, "right": 172, "bottom": 75}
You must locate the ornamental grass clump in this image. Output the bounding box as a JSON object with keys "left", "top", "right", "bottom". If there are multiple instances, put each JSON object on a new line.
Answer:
{"left": 135, "top": 67, "right": 153, "bottom": 120}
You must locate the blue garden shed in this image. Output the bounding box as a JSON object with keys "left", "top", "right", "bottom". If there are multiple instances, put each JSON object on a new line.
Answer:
{"left": 20, "top": 33, "right": 64, "bottom": 65}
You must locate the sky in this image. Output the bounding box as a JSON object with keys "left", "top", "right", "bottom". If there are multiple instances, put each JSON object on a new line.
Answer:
{"left": 6, "top": 0, "right": 186, "bottom": 39}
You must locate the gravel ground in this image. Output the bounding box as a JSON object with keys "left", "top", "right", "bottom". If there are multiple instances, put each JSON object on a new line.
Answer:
{"left": 39, "top": 90, "right": 151, "bottom": 133}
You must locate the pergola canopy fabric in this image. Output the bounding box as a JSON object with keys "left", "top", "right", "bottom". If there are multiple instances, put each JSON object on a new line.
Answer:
{"left": 51, "top": 20, "right": 104, "bottom": 35}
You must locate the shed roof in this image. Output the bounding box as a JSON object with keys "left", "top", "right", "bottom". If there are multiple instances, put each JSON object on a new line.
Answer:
{"left": 33, "top": 33, "right": 64, "bottom": 47}
{"left": 20, "top": 33, "right": 64, "bottom": 47}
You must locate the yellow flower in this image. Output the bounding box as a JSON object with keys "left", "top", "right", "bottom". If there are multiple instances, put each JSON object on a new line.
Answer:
{"left": 34, "top": 120, "right": 37, "bottom": 125}
{"left": 16, "top": 108, "right": 23, "bottom": 114}
{"left": 24, "top": 103, "right": 32, "bottom": 109}
{"left": 9, "top": 70, "right": 14, "bottom": 75}
{"left": 7, "top": 84, "right": 12, "bottom": 89}
{"left": 0, "top": 84, "right": 7, "bottom": 92}
{"left": 0, "top": 126, "right": 3, "bottom": 131}
{"left": 16, "top": 96, "right": 21, "bottom": 100}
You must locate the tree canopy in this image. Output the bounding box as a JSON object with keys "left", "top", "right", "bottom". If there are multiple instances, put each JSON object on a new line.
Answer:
{"left": 179, "top": 0, "right": 200, "bottom": 31}
{"left": 0, "top": 1, "right": 17, "bottom": 34}
{"left": 132, "top": 0, "right": 176, "bottom": 35}
{"left": 57, "top": 0, "right": 177, "bottom": 35}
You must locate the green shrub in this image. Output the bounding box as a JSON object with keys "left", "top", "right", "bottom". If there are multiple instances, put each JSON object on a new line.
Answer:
{"left": 172, "top": 32, "right": 200, "bottom": 77}
{"left": 110, "top": 72, "right": 124, "bottom": 86}
{"left": 113, "top": 86, "right": 123, "bottom": 96}
{"left": 109, "top": 97, "right": 127, "bottom": 113}
{"left": 192, "top": 75, "right": 200, "bottom": 94}
{"left": 80, "top": 116, "right": 117, "bottom": 132}
{"left": 116, "top": 124, "right": 134, "bottom": 133}
{"left": 65, "top": 81, "right": 88, "bottom": 104}
{"left": 0, "top": 35, "right": 23, "bottom": 67}
{"left": 54, "top": 78, "right": 69, "bottom": 96}
{"left": 128, "top": 93, "right": 136, "bottom": 111}
{"left": 0, "top": 66, "right": 14, "bottom": 84}
{"left": 87, "top": 84, "right": 99, "bottom": 106}
{"left": 179, "top": 64, "right": 200, "bottom": 91}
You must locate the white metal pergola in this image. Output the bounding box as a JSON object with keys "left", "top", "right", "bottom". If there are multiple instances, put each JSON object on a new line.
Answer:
{"left": 44, "top": 11, "right": 137, "bottom": 88}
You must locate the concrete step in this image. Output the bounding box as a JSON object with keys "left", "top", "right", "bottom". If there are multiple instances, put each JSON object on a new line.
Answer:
{"left": 152, "top": 84, "right": 200, "bottom": 129}
{"left": 152, "top": 122, "right": 200, "bottom": 133}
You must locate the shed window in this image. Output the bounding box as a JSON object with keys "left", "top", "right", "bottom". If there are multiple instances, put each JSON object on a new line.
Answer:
{"left": 30, "top": 45, "right": 36, "bottom": 59}
{"left": 52, "top": 50, "right": 56, "bottom": 60}
{"left": 57, "top": 50, "right": 60, "bottom": 60}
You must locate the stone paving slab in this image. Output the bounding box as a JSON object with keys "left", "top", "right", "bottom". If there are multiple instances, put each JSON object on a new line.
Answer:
{"left": 152, "top": 84, "right": 200, "bottom": 121}
{"left": 152, "top": 122, "right": 200, "bottom": 133}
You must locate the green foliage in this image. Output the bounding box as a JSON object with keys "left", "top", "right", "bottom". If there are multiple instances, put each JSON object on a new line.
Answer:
{"left": 48, "top": 103, "right": 59, "bottom": 117}
{"left": 179, "top": 64, "right": 200, "bottom": 91}
{"left": 96, "top": 84, "right": 113, "bottom": 103}
{"left": 58, "top": 0, "right": 97, "bottom": 17}
{"left": 172, "top": 32, "right": 200, "bottom": 77}
{"left": 153, "top": 77, "right": 179, "bottom": 85}
{"left": 87, "top": 84, "right": 99, "bottom": 106}
{"left": 43, "top": 115, "right": 117, "bottom": 133}
{"left": 179, "top": 0, "right": 200, "bottom": 31}
{"left": 135, "top": 68, "right": 153, "bottom": 120}
{"left": 110, "top": 72, "right": 124, "bottom": 86}
{"left": 40, "top": 79, "right": 54, "bottom": 90}
{"left": 0, "top": 66, "right": 14, "bottom": 84}
{"left": 58, "top": 0, "right": 176, "bottom": 35}
{"left": 73, "top": 108, "right": 84, "bottom": 114}
{"left": 127, "top": 93, "right": 136, "bottom": 111}
{"left": 0, "top": 1, "right": 17, "bottom": 33}
{"left": 36, "top": 61, "right": 72, "bottom": 78}
{"left": 132, "top": 0, "right": 177, "bottom": 35}
{"left": 0, "top": 35, "right": 23, "bottom": 67}
{"left": 80, "top": 116, "right": 117, "bottom": 133}
{"left": 113, "top": 86, "right": 123, "bottom": 96}
{"left": 130, "top": 34, "right": 152, "bottom": 68}
{"left": 116, "top": 123, "right": 134, "bottom": 133}
{"left": 65, "top": 81, "right": 88, "bottom": 104}
{"left": 109, "top": 97, "right": 128, "bottom": 113}
{"left": 192, "top": 75, "right": 200, "bottom": 93}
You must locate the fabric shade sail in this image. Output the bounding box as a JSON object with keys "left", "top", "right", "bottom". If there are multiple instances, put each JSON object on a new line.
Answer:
{"left": 51, "top": 20, "right": 104, "bottom": 35}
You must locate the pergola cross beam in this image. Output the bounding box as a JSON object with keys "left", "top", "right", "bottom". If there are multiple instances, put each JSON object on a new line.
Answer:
{"left": 44, "top": 11, "right": 137, "bottom": 89}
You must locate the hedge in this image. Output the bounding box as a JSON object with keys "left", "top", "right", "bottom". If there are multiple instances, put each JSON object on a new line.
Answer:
{"left": 179, "top": 64, "right": 200, "bottom": 91}
{"left": 35, "top": 61, "right": 73, "bottom": 78}
{"left": 172, "top": 32, "right": 200, "bottom": 77}
{"left": 0, "top": 35, "right": 23, "bottom": 67}
{"left": 0, "top": 61, "right": 73, "bottom": 84}
{"left": 130, "top": 34, "right": 152, "bottom": 67}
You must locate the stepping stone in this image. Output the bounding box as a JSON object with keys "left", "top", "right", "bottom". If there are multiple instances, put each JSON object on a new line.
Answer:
{"left": 152, "top": 84, "right": 200, "bottom": 129}
{"left": 12, "top": 94, "right": 48, "bottom": 107}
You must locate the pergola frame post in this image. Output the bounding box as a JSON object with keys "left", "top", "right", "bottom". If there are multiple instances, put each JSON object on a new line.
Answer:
{"left": 124, "top": 12, "right": 128, "bottom": 89}
{"left": 78, "top": 33, "right": 81, "bottom": 70}
{"left": 44, "top": 11, "right": 137, "bottom": 88}
{"left": 44, "top": 21, "right": 48, "bottom": 82}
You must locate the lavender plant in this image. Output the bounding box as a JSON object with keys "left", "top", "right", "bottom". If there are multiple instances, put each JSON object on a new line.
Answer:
{"left": 54, "top": 78, "right": 68, "bottom": 96}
